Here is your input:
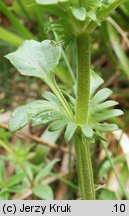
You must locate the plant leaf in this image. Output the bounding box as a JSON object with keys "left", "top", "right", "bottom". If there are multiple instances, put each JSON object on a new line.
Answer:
{"left": 48, "top": 119, "right": 67, "bottom": 131}
{"left": 64, "top": 121, "right": 77, "bottom": 142}
{"left": 8, "top": 184, "right": 28, "bottom": 193}
{"left": 92, "top": 109, "right": 124, "bottom": 122}
{"left": 35, "top": 159, "right": 59, "bottom": 183}
{"left": 42, "top": 91, "right": 61, "bottom": 107}
{"left": 9, "top": 106, "right": 29, "bottom": 132}
{"left": 94, "top": 123, "right": 119, "bottom": 132}
{"left": 6, "top": 173, "right": 25, "bottom": 188}
{"left": 90, "top": 100, "right": 118, "bottom": 114}
{"left": 71, "top": 7, "right": 86, "bottom": 21}
{"left": 81, "top": 125, "right": 93, "bottom": 138}
{"left": 90, "top": 70, "right": 104, "bottom": 97}
{"left": 91, "top": 88, "right": 112, "bottom": 106}
{"left": 32, "top": 184, "right": 53, "bottom": 200}
{"left": 93, "top": 132, "right": 108, "bottom": 142}
{"left": 5, "top": 40, "right": 61, "bottom": 81}
{"left": 9, "top": 100, "right": 62, "bottom": 132}
{"left": 0, "top": 191, "right": 9, "bottom": 200}
{"left": 32, "top": 110, "right": 62, "bottom": 126}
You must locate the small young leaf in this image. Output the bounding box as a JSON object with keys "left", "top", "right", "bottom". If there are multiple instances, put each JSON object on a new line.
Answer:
{"left": 32, "top": 184, "right": 53, "bottom": 200}
{"left": 71, "top": 7, "right": 86, "bottom": 21}
{"left": 90, "top": 70, "right": 104, "bottom": 97}
{"left": 64, "top": 121, "right": 77, "bottom": 142}
{"left": 5, "top": 40, "right": 61, "bottom": 80}
{"left": 81, "top": 125, "right": 93, "bottom": 138}
{"left": 35, "top": 159, "right": 59, "bottom": 183}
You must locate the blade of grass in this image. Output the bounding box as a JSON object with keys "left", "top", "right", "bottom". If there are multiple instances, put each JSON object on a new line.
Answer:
{"left": 107, "top": 23, "right": 129, "bottom": 80}
{"left": 0, "top": 1, "right": 34, "bottom": 39}
{"left": 101, "top": 141, "right": 129, "bottom": 200}
{"left": 35, "top": 8, "right": 46, "bottom": 39}
{"left": 107, "top": 17, "right": 129, "bottom": 48}
{"left": 0, "top": 27, "right": 24, "bottom": 47}
{"left": 16, "top": 0, "right": 31, "bottom": 20}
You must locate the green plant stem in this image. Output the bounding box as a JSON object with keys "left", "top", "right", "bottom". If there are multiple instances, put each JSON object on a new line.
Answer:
{"left": 75, "top": 32, "right": 95, "bottom": 199}
{"left": 102, "top": 141, "right": 129, "bottom": 200}
{"left": 49, "top": 78, "right": 74, "bottom": 120}
{"left": 87, "top": 0, "right": 128, "bottom": 33}
{"left": 75, "top": 133, "right": 95, "bottom": 200}
{"left": 75, "top": 33, "right": 90, "bottom": 124}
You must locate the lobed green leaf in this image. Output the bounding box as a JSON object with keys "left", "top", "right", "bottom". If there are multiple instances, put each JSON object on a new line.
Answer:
{"left": 5, "top": 40, "right": 61, "bottom": 81}
{"left": 9, "top": 99, "right": 66, "bottom": 132}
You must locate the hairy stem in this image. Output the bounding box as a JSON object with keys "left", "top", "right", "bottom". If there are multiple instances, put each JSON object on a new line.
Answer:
{"left": 75, "top": 32, "right": 95, "bottom": 199}
{"left": 75, "top": 133, "right": 95, "bottom": 200}
{"left": 75, "top": 33, "right": 90, "bottom": 124}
